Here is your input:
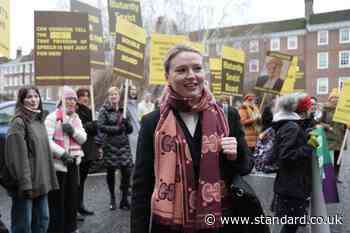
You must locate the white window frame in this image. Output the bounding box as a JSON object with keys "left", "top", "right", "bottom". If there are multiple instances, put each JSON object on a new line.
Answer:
{"left": 249, "top": 59, "right": 259, "bottom": 73}
{"left": 339, "top": 28, "right": 350, "bottom": 44}
{"left": 249, "top": 40, "right": 259, "bottom": 53}
{"left": 318, "top": 30, "right": 329, "bottom": 46}
{"left": 339, "top": 50, "right": 350, "bottom": 68}
{"left": 270, "top": 38, "right": 280, "bottom": 51}
{"left": 338, "top": 77, "right": 350, "bottom": 91}
{"left": 317, "top": 78, "right": 329, "bottom": 95}
{"left": 317, "top": 52, "right": 328, "bottom": 69}
{"left": 287, "top": 36, "right": 298, "bottom": 50}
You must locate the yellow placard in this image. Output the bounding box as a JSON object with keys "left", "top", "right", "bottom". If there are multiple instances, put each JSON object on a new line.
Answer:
{"left": 149, "top": 33, "right": 189, "bottom": 85}
{"left": 116, "top": 16, "right": 146, "bottom": 44}
{"left": 333, "top": 80, "right": 350, "bottom": 124}
{"left": 222, "top": 46, "right": 245, "bottom": 64}
{"left": 0, "top": 0, "right": 10, "bottom": 57}
{"left": 221, "top": 46, "right": 245, "bottom": 96}
{"left": 183, "top": 41, "right": 205, "bottom": 54}
{"left": 210, "top": 58, "right": 221, "bottom": 70}
{"left": 281, "top": 56, "right": 299, "bottom": 94}
{"left": 210, "top": 58, "right": 222, "bottom": 96}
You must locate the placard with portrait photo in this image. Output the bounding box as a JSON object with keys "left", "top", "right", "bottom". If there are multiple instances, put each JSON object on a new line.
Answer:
{"left": 254, "top": 51, "right": 293, "bottom": 95}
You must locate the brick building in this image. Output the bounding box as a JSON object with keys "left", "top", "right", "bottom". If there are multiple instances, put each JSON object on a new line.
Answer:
{"left": 189, "top": 0, "right": 350, "bottom": 101}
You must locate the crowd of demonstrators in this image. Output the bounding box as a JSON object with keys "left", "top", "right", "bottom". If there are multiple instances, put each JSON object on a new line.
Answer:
{"left": 4, "top": 87, "right": 59, "bottom": 233}
{"left": 320, "top": 90, "right": 347, "bottom": 182}
{"left": 271, "top": 93, "right": 318, "bottom": 233}
{"left": 131, "top": 45, "right": 268, "bottom": 233}
{"left": 75, "top": 88, "right": 99, "bottom": 217}
{"left": 45, "top": 86, "right": 87, "bottom": 233}
{"left": 1, "top": 46, "right": 349, "bottom": 233}
{"left": 239, "top": 93, "right": 262, "bottom": 151}
{"left": 137, "top": 92, "right": 154, "bottom": 120}
{"left": 97, "top": 87, "right": 133, "bottom": 211}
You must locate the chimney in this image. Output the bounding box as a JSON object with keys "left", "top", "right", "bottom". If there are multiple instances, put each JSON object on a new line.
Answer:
{"left": 305, "top": 0, "right": 314, "bottom": 21}
{"left": 16, "top": 47, "right": 22, "bottom": 58}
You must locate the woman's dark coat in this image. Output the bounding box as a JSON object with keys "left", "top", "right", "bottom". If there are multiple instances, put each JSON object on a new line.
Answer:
{"left": 97, "top": 103, "right": 133, "bottom": 169}
{"left": 76, "top": 103, "right": 98, "bottom": 162}
{"left": 131, "top": 107, "right": 268, "bottom": 233}
{"left": 272, "top": 120, "right": 313, "bottom": 199}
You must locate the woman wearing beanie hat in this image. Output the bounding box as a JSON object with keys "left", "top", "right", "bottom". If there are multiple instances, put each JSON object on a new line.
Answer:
{"left": 320, "top": 91, "right": 346, "bottom": 182}
{"left": 45, "top": 86, "right": 87, "bottom": 233}
{"left": 239, "top": 93, "right": 262, "bottom": 151}
{"left": 271, "top": 93, "right": 316, "bottom": 233}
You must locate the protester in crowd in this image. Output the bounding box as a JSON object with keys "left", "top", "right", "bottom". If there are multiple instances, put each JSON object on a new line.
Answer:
{"left": 137, "top": 92, "right": 154, "bottom": 120}
{"left": 4, "top": 86, "right": 59, "bottom": 233}
{"left": 45, "top": 86, "right": 87, "bottom": 233}
{"left": 308, "top": 96, "right": 321, "bottom": 127}
{"left": 97, "top": 87, "right": 133, "bottom": 210}
{"left": 122, "top": 85, "right": 140, "bottom": 162}
{"left": 320, "top": 90, "right": 347, "bottom": 182}
{"left": 76, "top": 88, "right": 99, "bottom": 216}
{"left": 239, "top": 93, "right": 262, "bottom": 151}
{"left": 261, "top": 95, "right": 277, "bottom": 131}
{"left": 271, "top": 93, "right": 317, "bottom": 233}
{"left": 131, "top": 45, "right": 266, "bottom": 233}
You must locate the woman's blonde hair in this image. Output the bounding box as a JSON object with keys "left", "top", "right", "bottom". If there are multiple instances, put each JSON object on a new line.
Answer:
{"left": 108, "top": 86, "right": 120, "bottom": 95}
{"left": 163, "top": 44, "right": 202, "bottom": 75}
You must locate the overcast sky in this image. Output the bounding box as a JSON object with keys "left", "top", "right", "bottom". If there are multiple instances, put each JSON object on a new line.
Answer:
{"left": 9, "top": 0, "right": 350, "bottom": 58}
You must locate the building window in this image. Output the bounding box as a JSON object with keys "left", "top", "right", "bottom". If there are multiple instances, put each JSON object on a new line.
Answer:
{"left": 270, "top": 38, "right": 280, "bottom": 51}
{"left": 24, "top": 76, "right": 30, "bottom": 85}
{"left": 287, "top": 36, "right": 298, "bottom": 50}
{"left": 317, "top": 52, "right": 328, "bottom": 69}
{"left": 317, "top": 78, "right": 329, "bottom": 95}
{"left": 339, "top": 51, "right": 350, "bottom": 68}
{"left": 339, "top": 28, "right": 350, "bottom": 44}
{"left": 249, "top": 59, "right": 259, "bottom": 72}
{"left": 338, "top": 77, "right": 350, "bottom": 91}
{"left": 249, "top": 40, "right": 259, "bottom": 53}
{"left": 318, "top": 30, "right": 328, "bottom": 46}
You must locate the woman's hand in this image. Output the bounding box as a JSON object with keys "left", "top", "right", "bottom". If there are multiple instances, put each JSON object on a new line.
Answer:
{"left": 220, "top": 137, "right": 237, "bottom": 160}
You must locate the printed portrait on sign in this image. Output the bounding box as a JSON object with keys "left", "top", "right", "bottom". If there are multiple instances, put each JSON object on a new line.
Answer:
{"left": 255, "top": 51, "right": 292, "bottom": 94}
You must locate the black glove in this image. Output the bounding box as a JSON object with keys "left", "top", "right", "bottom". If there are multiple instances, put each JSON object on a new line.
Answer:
{"left": 61, "top": 152, "right": 75, "bottom": 165}
{"left": 62, "top": 123, "right": 75, "bottom": 137}
{"left": 121, "top": 118, "right": 130, "bottom": 127}
{"left": 85, "top": 120, "right": 98, "bottom": 134}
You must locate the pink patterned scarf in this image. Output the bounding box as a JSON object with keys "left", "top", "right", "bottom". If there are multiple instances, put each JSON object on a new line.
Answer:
{"left": 152, "top": 86, "right": 232, "bottom": 232}
{"left": 53, "top": 109, "right": 81, "bottom": 156}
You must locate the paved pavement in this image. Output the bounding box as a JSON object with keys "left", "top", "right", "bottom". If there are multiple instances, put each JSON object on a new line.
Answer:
{"left": 1, "top": 149, "right": 349, "bottom": 233}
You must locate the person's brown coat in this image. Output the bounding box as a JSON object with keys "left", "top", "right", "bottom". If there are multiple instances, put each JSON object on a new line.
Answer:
{"left": 239, "top": 104, "right": 260, "bottom": 148}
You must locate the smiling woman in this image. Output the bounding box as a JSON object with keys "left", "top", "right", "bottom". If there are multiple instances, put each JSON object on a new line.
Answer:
{"left": 131, "top": 45, "right": 268, "bottom": 233}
